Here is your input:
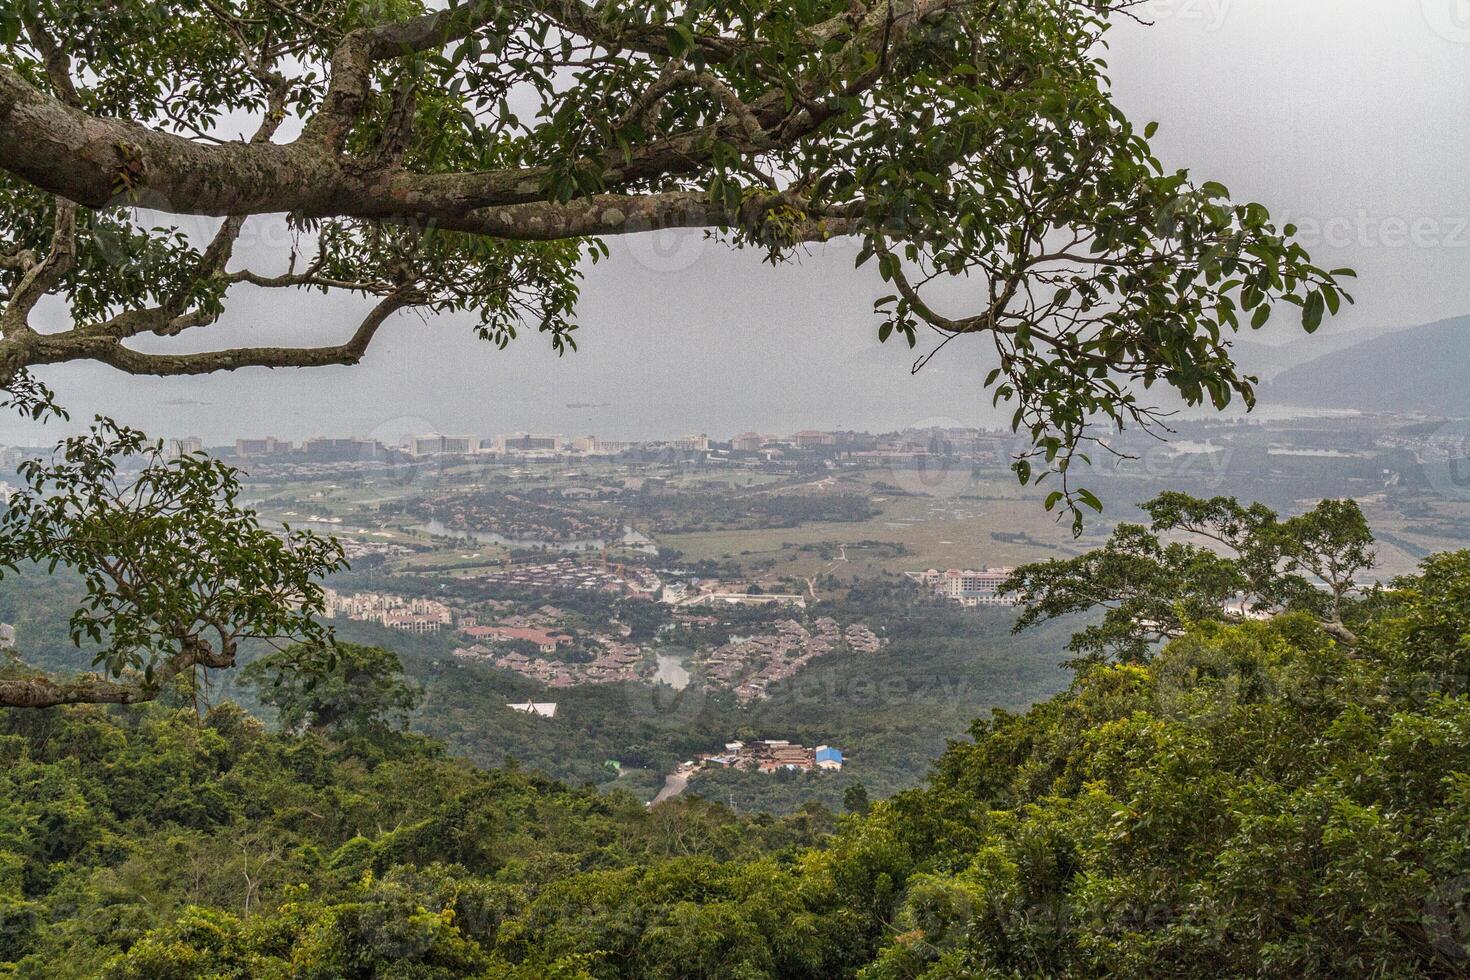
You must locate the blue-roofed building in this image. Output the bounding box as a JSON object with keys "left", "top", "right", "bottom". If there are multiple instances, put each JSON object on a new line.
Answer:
{"left": 814, "top": 745, "right": 844, "bottom": 770}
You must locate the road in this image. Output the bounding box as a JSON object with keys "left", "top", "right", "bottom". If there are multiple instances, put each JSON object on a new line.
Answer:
{"left": 651, "top": 771, "right": 691, "bottom": 805}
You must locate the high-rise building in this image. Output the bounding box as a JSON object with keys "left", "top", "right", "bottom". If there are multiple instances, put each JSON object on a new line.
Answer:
{"left": 235, "top": 437, "right": 286, "bottom": 457}
{"left": 731, "top": 432, "right": 767, "bottom": 452}
{"left": 934, "top": 568, "right": 1015, "bottom": 606}
{"left": 671, "top": 434, "right": 710, "bottom": 451}
{"left": 410, "top": 434, "right": 474, "bottom": 457}
{"left": 792, "top": 430, "right": 836, "bottom": 448}
{"left": 501, "top": 433, "right": 561, "bottom": 453}
{"left": 302, "top": 437, "right": 384, "bottom": 461}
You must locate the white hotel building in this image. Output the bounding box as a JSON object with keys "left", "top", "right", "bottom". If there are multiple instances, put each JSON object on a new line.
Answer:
{"left": 909, "top": 568, "right": 1017, "bottom": 607}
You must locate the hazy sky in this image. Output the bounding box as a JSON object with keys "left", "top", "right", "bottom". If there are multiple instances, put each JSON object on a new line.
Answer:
{"left": 9, "top": 0, "right": 1469, "bottom": 446}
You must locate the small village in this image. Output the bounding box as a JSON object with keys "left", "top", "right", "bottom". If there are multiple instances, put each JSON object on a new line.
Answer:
{"left": 679, "top": 739, "right": 846, "bottom": 777}
{"left": 453, "top": 614, "right": 884, "bottom": 694}
{"left": 321, "top": 571, "right": 885, "bottom": 700}
{"left": 699, "top": 617, "right": 885, "bottom": 702}
{"left": 456, "top": 632, "right": 649, "bottom": 687}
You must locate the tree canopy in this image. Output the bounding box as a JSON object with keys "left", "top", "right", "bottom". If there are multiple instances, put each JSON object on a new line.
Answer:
{"left": 4, "top": 541, "right": 1469, "bottom": 976}
{"left": 1002, "top": 491, "right": 1377, "bottom": 664}
{"left": 243, "top": 641, "right": 422, "bottom": 740}
{"left": 0, "top": 418, "right": 342, "bottom": 707}
{"left": 0, "top": 0, "right": 1350, "bottom": 521}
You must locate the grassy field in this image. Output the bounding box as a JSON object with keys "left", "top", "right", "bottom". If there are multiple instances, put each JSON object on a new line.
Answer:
{"left": 243, "top": 462, "right": 1119, "bottom": 581}
{"left": 660, "top": 478, "right": 1108, "bottom": 578}
{"left": 1356, "top": 494, "right": 1470, "bottom": 578}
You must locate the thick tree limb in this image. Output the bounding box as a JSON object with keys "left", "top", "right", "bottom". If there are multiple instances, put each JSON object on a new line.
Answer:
{"left": 0, "top": 0, "right": 947, "bottom": 220}
{"left": 0, "top": 674, "right": 162, "bottom": 708}
{"left": 430, "top": 190, "right": 861, "bottom": 240}
{"left": 3, "top": 200, "right": 75, "bottom": 329}
{"left": 0, "top": 66, "right": 796, "bottom": 228}
{"left": 0, "top": 67, "right": 340, "bottom": 213}
{"left": 25, "top": 290, "right": 415, "bottom": 376}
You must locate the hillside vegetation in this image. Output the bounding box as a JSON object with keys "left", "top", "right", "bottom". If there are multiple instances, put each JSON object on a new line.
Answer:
{"left": 3, "top": 543, "right": 1468, "bottom": 976}
{"left": 0, "top": 688, "right": 831, "bottom": 978}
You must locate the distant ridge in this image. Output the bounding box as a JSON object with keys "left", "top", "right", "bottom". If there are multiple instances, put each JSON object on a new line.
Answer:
{"left": 1261, "top": 315, "right": 1470, "bottom": 416}
{"left": 1230, "top": 318, "right": 1417, "bottom": 381}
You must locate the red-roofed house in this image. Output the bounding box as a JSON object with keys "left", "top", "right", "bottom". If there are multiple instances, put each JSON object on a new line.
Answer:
{"left": 463, "top": 625, "right": 568, "bottom": 654}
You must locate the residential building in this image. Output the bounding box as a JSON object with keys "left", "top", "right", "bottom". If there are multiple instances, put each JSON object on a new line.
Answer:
{"left": 815, "top": 745, "right": 844, "bottom": 770}
{"left": 302, "top": 437, "right": 383, "bottom": 461}
{"left": 382, "top": 612, "right": 443, "bottom": 634}
{"left": 670, "top": 434, "right": 709, "bottom": 451}
{"left": 501, "top": 433, "right": 561, "bottom": 453}
{"left": 235, "top": 436, "right": 287, "bottom": 457}
{"left": 792, "top": 430, "right": 836, "bottom": 448}
{"left": 463, "top": 625, "right": 568, "bottom": 654}
{"left": 321, "top": 588, "right": 455, "bottom": 630}
{"left": 411, "top": 434, "right": 474, "bottom": 457}
{"left": 910, "top": 567, "right": 1018, "bottom": 607}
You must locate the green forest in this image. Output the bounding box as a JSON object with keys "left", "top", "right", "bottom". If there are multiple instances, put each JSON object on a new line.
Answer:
{"left": 2, "top": 544, "right": 1468, "bottom": 976}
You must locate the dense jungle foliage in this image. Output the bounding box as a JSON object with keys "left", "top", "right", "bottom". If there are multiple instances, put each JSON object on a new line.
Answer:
{"left": 2, "top": 548, "right": 1468, "bottom": 977}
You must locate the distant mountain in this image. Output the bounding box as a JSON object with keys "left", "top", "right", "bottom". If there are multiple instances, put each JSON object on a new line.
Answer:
{"left": 1261, "top": 315, "right": 1470, "bottom": 416}
{"left": 1231, "top": 319, "right": 1421, "bottom": 381}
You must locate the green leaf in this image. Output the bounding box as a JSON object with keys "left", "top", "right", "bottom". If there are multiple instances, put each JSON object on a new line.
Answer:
{"left": 1303, "top": 292, "right": 1325, "bottom": 333}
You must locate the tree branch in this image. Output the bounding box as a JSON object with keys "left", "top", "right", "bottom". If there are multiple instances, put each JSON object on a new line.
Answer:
{"left": 0, "top": 1, "right": 947, "bottom": 219}
{"left": 32, "top": 290, "right": 415, "bottom": 376}
{"left": 0, "top": 674, "right": 161, "bottom": 708}
{"left": 428, "top": 189, "right": 859, "bottom": 240}
{"left": 20, "top": 10, "right": 82, "bottom": 108}
{"left": 3, "top": 199, "right": 75, "bottom": 330}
